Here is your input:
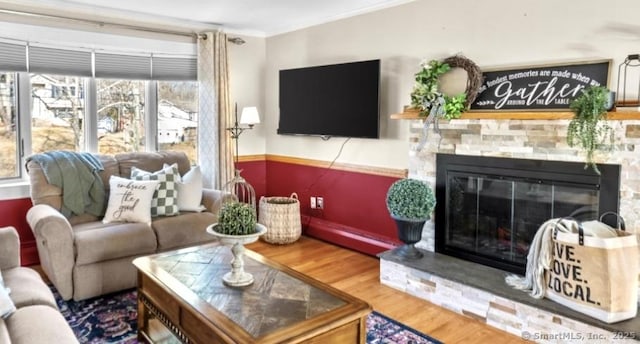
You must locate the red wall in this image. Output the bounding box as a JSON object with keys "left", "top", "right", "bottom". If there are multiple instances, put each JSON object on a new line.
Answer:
{"left": 234, "top": 159, "right": 267, "bottom": 202}
{"left": 239, "top": 158, "right": 401, "bottom": 255}
{"left": 0, "top": 198, "right": 38, "bottom": 266}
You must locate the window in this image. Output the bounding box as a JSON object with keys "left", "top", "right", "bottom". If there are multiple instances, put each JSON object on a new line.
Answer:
{"left": 0, "top": 72, "right": 18, "bottom": 179}
{"left": 0, "top": 39, "right": 198, "bottom": 187}
{"left": 97, "top": 79, "right": 146, "bottom": 154}
{"left": 30, "top": 74, "right": 86, "bottom": 153}
{"left": 157, "top": 81, "right": 198, "bottom": 164}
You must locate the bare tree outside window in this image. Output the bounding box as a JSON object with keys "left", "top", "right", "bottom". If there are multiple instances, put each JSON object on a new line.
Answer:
{"left": 97, "top": 79, "right": 146, "bottom": 154}
{"left": 30, "top": 74, "right": 85, "bottom": 153}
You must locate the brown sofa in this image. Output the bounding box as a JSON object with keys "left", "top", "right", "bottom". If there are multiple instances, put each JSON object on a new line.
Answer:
{"left": 0, "top": 226, "right": 78, "bottom": 344}
{"left": 26, "top": 151, "right": 233, "bottom": 301}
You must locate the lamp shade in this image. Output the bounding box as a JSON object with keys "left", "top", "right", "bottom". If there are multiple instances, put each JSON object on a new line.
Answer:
{"left": 240, "top": 107, "right": 260, "bottom": 125}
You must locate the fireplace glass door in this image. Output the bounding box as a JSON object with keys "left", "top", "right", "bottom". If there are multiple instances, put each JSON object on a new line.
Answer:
{"left": 445, "top": 172, "right": 599, "bottom": 272}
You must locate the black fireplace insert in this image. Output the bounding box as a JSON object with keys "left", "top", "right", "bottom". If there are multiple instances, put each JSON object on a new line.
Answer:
{"left": 435, "top": 154, "right": 621, "bottom": 275}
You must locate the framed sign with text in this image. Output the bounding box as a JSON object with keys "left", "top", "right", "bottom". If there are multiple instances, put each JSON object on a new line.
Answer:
{"left": 470, "top": 59, "right": 611, "bottom": 111}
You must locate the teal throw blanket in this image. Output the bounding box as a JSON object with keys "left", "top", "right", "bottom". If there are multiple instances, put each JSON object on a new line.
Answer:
{"left": 27, "top": 151, "right": 106, "bottom": 218}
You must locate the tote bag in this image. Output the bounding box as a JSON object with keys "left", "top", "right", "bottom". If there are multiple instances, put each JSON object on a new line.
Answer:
{"left": 545, "top": 216, "right": 639, "bottom": 323}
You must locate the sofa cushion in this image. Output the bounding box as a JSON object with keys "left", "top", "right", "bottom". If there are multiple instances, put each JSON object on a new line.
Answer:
{"left": 2, "top": 267, "right": 57, "bottom": 309}
{"left": 6, "top": 305, "right": 78, "bottom": 344}
{"left": 152, "top": 212, "right": 217, "bottom": 250}
{"left": 116, "top": 151, "right": 191, "bottom": 179}
{"left": 131, "top": 164, "right": 180, "bottom": 217}
{"left": 0, "top": 318, "right": 10, "bottom": 344}
{"left": 74, "top": 221, "right": 157, "bottom": 265}
{"left": 102, "top": 176, "right": 160, "bottom": 225}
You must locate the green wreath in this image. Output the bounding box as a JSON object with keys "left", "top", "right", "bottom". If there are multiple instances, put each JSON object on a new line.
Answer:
{"left": 410, "top": 55, "right": 482, "bottom": 120}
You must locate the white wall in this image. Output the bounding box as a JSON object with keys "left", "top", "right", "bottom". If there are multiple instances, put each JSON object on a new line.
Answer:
{"left": 229, "top": 35, "right": 267, "bottom": 157}
{"left": 259, "top": 0, "right": 640, "bottom": 170}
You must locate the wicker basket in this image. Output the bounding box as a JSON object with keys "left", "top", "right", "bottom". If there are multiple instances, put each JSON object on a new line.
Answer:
{"left": 259, "top": 193, "right": 301, "bottom": 244}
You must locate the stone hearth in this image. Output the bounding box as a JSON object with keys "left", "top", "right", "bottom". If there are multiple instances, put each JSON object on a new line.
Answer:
{"left": 379, "top": 248, "right": 639, "bottom": 343}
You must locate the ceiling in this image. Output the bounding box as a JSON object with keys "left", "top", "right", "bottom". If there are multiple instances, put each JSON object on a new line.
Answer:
{"left": 26, "top": 0, "right": 415, "bottom": 37}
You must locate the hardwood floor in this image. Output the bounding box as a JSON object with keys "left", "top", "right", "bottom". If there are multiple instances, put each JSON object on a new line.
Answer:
{"left": 246, "top": 236, "right": 529, "bottom": 344}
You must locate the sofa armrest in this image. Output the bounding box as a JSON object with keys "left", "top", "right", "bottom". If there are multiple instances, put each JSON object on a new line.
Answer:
{"left": 202, "top": 189, "right": 236, "bottom": 215}
{"left": 26, "top": 204, "right": 75, "bottom": 300}
{"left": 0, "top": 227, "right": 20, "bottom": 270}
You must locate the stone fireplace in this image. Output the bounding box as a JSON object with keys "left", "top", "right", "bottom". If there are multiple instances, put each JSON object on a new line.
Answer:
{"left": 434, "top": 153, "right": 620, "bottom": 275}
{"left": 380, "top": 117, "right": 640, "bottom": 342}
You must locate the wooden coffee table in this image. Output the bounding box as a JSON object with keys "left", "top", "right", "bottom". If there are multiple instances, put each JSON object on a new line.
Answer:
{"left": 132, "top": 243, "right": 371, "bottom": 343}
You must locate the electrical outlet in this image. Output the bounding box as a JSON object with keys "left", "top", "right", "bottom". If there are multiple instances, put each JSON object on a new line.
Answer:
{"left": 310, "top": 196, "right": 317, "bottom": 209}
{"left": 316, "top": 197, "right": 324, "bottom": 209}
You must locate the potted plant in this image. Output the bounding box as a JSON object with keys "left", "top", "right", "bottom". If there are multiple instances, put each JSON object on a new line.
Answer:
{"left": 207, "top": 201, "right": 267, "bottom": 286}
{"left": 386, "top": 178, "right": 436, "bottom": 259}
{"left": 567, "top": 85, "right": 615, "bottom": 174}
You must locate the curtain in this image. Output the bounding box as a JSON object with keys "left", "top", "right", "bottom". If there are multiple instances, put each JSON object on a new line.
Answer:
{"left": 197, "top": 31, "right": 234, "bottom": 189}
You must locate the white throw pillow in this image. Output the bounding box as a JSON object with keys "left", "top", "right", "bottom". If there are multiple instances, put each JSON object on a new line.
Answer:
{"left": 166, "top": 164, "right": 205, "bottom": 212}
{"left": 131, "top": 164, "right": 180, "bottom": 216}
{"left": 102, "top": 176, "right": 160, "bottom": 225}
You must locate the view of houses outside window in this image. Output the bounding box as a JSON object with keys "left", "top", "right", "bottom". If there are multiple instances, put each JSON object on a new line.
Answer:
{"left": 158, "top": 80, "right": 198, "bottom": 164}
{"left": 97, "top": 79, "right": 146, "bottom": 154}
{"left": 31, "top": 74, "right": 86, "bottom": 154}
{"left": 0, "top": 73, "right": 18, "bottom": 179}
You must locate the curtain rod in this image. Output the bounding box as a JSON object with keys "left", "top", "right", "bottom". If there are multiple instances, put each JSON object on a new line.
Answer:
{"left": 0, "top": 8, "right": 245, "bottom": 44}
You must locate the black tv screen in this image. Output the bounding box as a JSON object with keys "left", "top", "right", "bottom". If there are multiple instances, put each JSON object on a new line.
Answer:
{"left": 278, "top": 59, "right": 380, "bottom": 139}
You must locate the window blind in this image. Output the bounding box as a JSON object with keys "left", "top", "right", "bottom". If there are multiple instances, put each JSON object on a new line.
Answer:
{"left": 152, "top": 56, "right": 197, "bottom": 81}
{"left": 0, "top": 39, "right": 196, "bottom": 80}
{"left": 95, "top": 53, "right": 151, "bottom": 80}
{"left": 0, "top": 42, "right": 27, "bottom": 72}
{"left": 29, "top": 46, "right": 92, "bottom": 76}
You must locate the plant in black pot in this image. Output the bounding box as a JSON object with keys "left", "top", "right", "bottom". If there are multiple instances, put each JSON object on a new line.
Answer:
{"left": 206, "top": 201, "right": 267, "bottom": 286}
{"left": 386, "top": 178, "right": 436, "bottom": 260}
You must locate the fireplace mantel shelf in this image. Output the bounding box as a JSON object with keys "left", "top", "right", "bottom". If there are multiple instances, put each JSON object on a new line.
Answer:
{"left": 391, "top": 107, "right": 640, "bottom": 120}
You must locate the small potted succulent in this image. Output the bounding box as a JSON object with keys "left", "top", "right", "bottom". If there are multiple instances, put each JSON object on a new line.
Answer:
{"left": 386, "top": 178, "right": 436, "bottom": 259}
{"left": 207, "top": 201, "right": 267, "bottom": 287}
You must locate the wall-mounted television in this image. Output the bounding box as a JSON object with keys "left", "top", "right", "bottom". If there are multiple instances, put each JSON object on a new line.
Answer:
{"left": 278, "top": 59, "right": 380, "bottom": 139}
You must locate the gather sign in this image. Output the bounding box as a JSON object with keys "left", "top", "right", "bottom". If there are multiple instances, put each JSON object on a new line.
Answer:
{"left": 470, "top": 60, "right": 611, "bottom": 111}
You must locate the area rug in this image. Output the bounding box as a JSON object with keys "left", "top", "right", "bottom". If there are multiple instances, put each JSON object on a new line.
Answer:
{"left": 53, "top": 289, "right": 442, "bottom": 344}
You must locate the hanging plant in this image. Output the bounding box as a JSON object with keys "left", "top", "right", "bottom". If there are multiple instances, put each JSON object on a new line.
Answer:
{"left": 567, "top": 85, "right": 615, "bottom": 174}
